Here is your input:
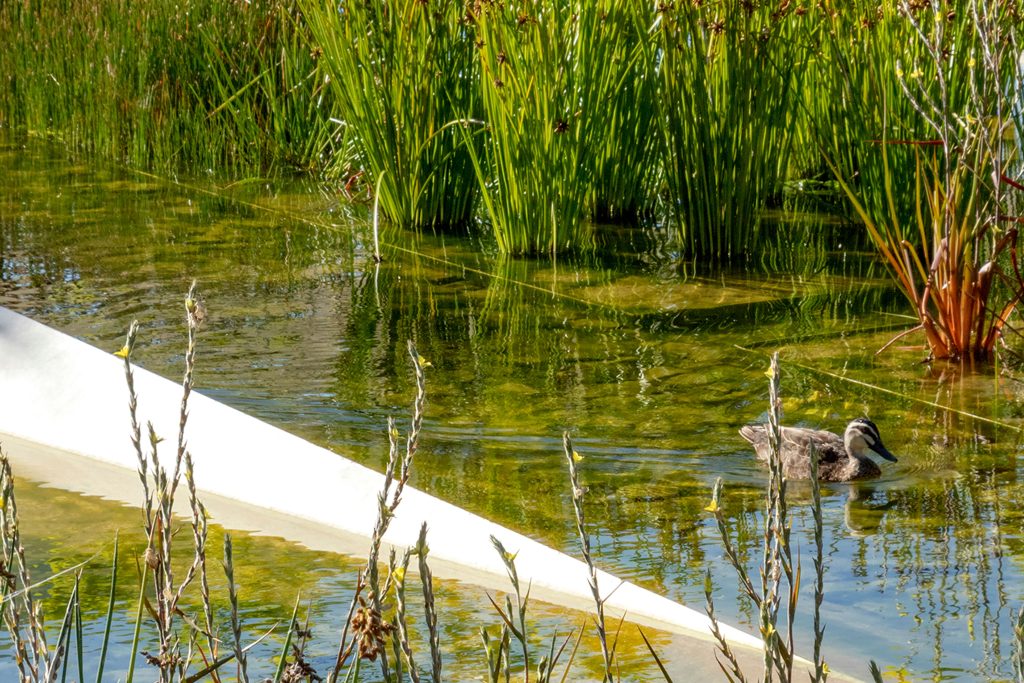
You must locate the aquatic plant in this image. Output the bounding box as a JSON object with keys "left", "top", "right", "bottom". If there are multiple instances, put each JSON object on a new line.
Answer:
{"left": 120, "top": 284, "right": 250, "bottom": 682}
{"left": 824, "top": 0, "right": 1024, "bottom": 361}
{"left": 799, "top": 1, "right": 918, "bottom": 211}
{"left": 0, "top": 288, "right": 254, "bottom": 683}
{"left": 302, "top": 0, "right": 480, "bottom": 230}
{"left": 589, "top": 3, "right": 660, "bottom": 222}
{"left": 655, "top": 0, "right": 806, "bottom": 259}
{"left": 467, "top": 0, "right": 636, "bottom": 254}
{"left": 0, "top": 0, "right": 329, "bottom": 176}
{"left": 202, "top": 0, "right": 336, "bottom": 174}
{"left": 808, "top": 0, "right": 991, "bottom": 227}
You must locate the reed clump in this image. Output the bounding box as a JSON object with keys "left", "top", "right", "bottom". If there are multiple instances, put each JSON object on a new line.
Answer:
{"left": 4, "top": 0, "right": 1022, "bottom": 271}
{"left": 821, "top": 0, "right": 1024, "bottom": 361}
{"left": 467, "top": 1, "right": 637, "bottom": 254}
{"left": 301, "top": 0, "right": 481, "bottom": 230}
{"left": 655, "top": 0, "right": 807, "bottom": 259}
{"left": 0, "top": 0, "right": 331, "bottom": 176}
{"left": 809, "top": 0, "right": 985, "bottom": 226}
{"left": 590, "top": 3, "right": 660, "bottom": 222}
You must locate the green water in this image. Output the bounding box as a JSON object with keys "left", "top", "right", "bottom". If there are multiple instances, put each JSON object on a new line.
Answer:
{"left": 2, "top": 139, "right": 1023, "bottom": 681}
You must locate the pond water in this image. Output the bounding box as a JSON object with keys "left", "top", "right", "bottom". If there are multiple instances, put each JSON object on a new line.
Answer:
{"left": 2, "top": 138, "right": 1024, "bottom": 681}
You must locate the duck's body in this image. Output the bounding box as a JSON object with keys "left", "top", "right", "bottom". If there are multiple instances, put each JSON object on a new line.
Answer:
{"left": 739, "top": 418, "right": 898, "bottom": 482}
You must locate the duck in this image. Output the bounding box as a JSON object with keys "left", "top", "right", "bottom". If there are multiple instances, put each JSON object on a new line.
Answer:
{"left": 739, "top": 418, "right": 898, "bottom": 482}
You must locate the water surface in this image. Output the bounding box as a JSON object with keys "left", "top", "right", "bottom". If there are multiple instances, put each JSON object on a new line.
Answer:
{"left": 2, "top": 139, "right": 1023, "bottom": 681}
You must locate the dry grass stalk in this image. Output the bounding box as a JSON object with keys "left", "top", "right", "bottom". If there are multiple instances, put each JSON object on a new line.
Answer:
{"left": 1014, "top": 605, "right": 1024, "bottom": 683}
{"left": 0, "top": 448, "right": 48, "bottom": 681}
{"left": 392, "top": 547, "right": 420, "bottom": 683}
{"left": 116, "top": 283, "right": 235, "bottom": 682}
{"left": 185, "top": 451, "right": 216, "bottom": 672}
{"left": 119, "top": 320, "right": 153, "bottom": 531}
{"left": 329, "top": 340, "right": 427, "bottom": 682}
{"left": 489, "top": 535, "right": 532, "bottom": 681}
{"left": 699, "top": 353, "right": 807, "bottom": 682}
{"left": 139, "top": 283, "right": 208, "bottom": 680}
{"left": 809, "top": 447, "right": 827, "bottom": 683}
{"left": 223, "top": 534, "right": 249, "bottom": 683}
{"left": 416, "top": 523, "right": 442, "bottom": 682}
{"left": 562, "top": 432, "right": 614, "bottom": 681}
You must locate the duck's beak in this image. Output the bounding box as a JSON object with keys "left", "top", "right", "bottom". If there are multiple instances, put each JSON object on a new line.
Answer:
{"left": 871, "top": 441, "right": 899, "bottom": 463}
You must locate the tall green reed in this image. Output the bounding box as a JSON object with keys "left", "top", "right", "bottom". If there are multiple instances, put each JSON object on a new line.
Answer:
{"left": 0, "top": 0, "right": 330, "bottom": 176}
{"left": 202, "top": 0, "right": 336, "bottom": 174}
{"left": 468, "top": 0, "right": 635, "bottom": 254}
{"left": 590, "top": 2, "right": 660, "bottom": 222}
{"left": 656, "top": 1, "right": 806, "bottom": 259}
{"left": 302, "top": 0, "right": 480, "bottom": 230}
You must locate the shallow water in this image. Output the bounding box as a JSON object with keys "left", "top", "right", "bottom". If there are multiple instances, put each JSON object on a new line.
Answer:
{"left": 2, "top": 139, "right": 1024, "bottom": 681}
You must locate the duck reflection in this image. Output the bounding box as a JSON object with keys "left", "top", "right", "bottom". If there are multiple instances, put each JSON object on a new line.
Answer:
{"left": 842, "top": 482, "right": 898, "bottom": 536}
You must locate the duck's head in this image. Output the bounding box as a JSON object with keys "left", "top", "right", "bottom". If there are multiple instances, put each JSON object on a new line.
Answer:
{"left": 844, "top": 418, "right": 898, "bottom": 463}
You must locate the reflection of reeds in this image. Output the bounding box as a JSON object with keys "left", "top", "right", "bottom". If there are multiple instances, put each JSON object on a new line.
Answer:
{"left": 14, "top": 285, "right": 1023, "bottom": 680}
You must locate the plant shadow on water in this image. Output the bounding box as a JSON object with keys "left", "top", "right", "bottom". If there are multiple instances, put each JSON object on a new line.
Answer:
{"left": 3, "top": 140, "right": 1024, "bottom": 679}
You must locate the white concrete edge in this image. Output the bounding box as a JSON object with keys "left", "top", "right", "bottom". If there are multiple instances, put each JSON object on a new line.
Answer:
{"left": 0, "top": 305, "right": 764, "bottom": 653}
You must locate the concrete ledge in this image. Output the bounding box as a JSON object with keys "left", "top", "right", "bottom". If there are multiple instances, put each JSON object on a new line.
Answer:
{"left": 0, "top": 306, "right": 764, "bottom": 656}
